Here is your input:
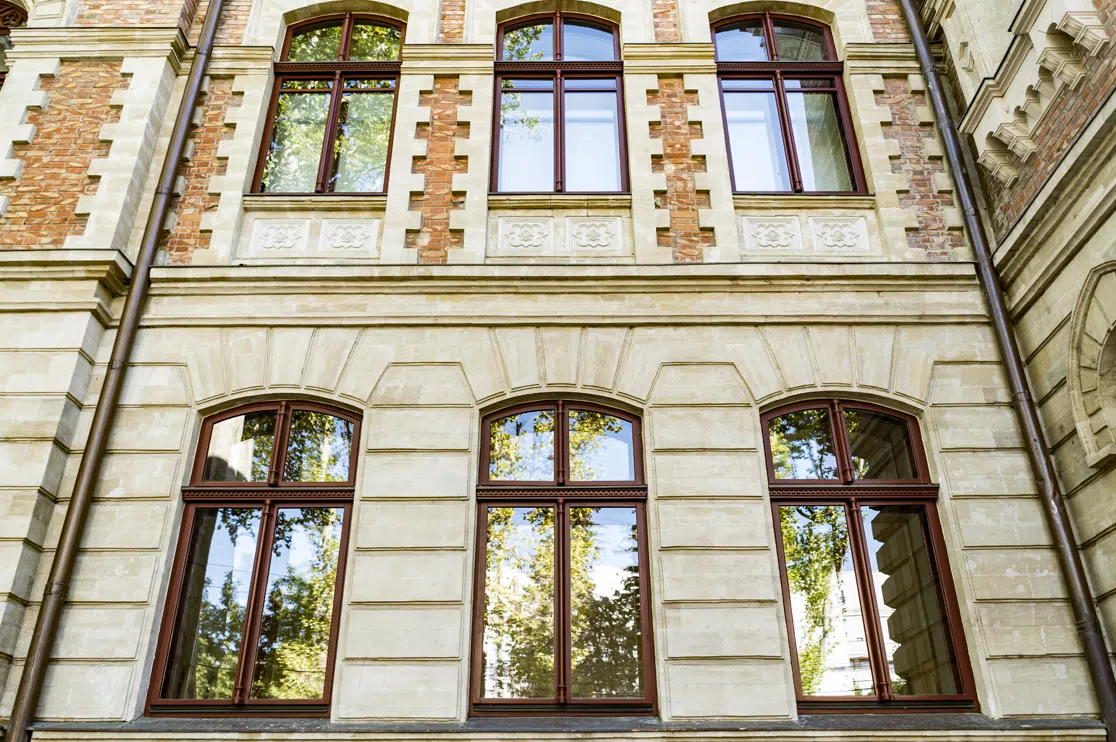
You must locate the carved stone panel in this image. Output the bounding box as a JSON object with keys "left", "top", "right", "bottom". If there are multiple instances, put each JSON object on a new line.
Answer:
{"left": 318, "top": 219, "right": 381, "bottom": 257}
{"left": 567, "top": 217, "right": 625, "bottom": 256}
{"left": 740, "top": 217, "right": 803, "bottom": 253}
{"left": 494, "top": 218, "right": 555, "bottom": 256}
{"left": 247, "top": 219, "right": 311, "bottom": 255}
{"left": 809, "top": 217, "right": 869, "bottom": 252}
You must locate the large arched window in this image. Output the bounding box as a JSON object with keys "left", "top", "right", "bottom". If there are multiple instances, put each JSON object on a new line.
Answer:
{"left": 713, "top": 13, "right": 865, "bottom": 194}
{"left": 493, "top": 12, "right": 628, "bottom": 193}
{"left": 254, "top": 13, "right": 403, "bottom": 194}
{"left": 763, "top": 399, "right": 976, "bottom": 710}
{"left": 471, "top": 400, "right": 655, "bottom": 715}
{"left": 148, "top": 401, "right": 359, "bottom": 716}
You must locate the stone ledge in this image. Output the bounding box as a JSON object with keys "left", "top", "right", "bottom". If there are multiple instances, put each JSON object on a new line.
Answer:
{"left": 7, "top": 27, "right": 187, "bottom": 70}
{"left": 0, "top": 249, "right": 132, "bottom": 293}
{"left": 733, "top": 194, "right": 877, "bottom": 211}
{"left": 241, "top": 194, "right": 389, "bottom": 213}
{"left": 623, "top": 43, "right": 717, "bottom": 75}
{"left": 401, "top": 44, "right": 495, "bottom": 75}
{"left": 488, "top": 194, "right": 632, "bottom": 210}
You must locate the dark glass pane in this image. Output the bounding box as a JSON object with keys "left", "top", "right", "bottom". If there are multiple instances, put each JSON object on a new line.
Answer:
{"left": 769, "top": 408, "right": 838, "bottom": 479}
{"left": 564, "top": 91, "right": 622, "bottom": 192}
{"left": 285, "top": 22, "right": 343, "bottom": 61}
{"left": 570, "top": 507, "right": 642, "bottom": 698}
{"left": 860, "top": 506, "right": 960, "bottom": 696}
{"left": 203, "top": 411, "right": 276, "bottom": 482}
{"left": 347, "top": 22, "right": 401, "bottom": 61}
{"left": 568, "top": 410, "right": 634, "bottom": 481}
{"left": 488, "top": 409, "right": 555, "bottom": 480}
{"left": 250, "top": 507, "right": 345, "bottom": 699}
{"left": 724, "top": 91, "right": 791, "bottom": 191}
{"left": 280, "top": 79, "right": 332, "bottom": 90}
{"left": 343, "top": 78, "right": 395, "bottom": 89}
{"left": 498, "top": 91, "right": 555, "bottom": 192}
{"left": 779, "top": 505, "right": 871, "bottom": 696}
{"left": 787, "top": 91, "right": 853, "bottom": 191}
{"left": 283, "top": 410, "right": 354, "bottom": 482}
{"left": 784, "top": 78, "right": 836, "bottom": 89}
{"left": 564, "top": 77, "right": 617, "bottom": 90}
{"left": 563, "top": 21, "right": 616, "bottom": 61}
{"left": 714, "top": 20, "right": 768, "bottom": 61}
{"left": 722, "top": 78, "right": 775, "bottom": 90}
{"left": 774, "top": 20, "right": 829, "bottom": 61}
{"left": 482, "top": 507, "right": 556, "bottom": 698}
{"left": 162, "top": 509, "right": 262, "bottom": 699}
{"left": 502, "top": 21, "right": 554, "bottom": 61}
{"left": 259, "top": 92, "right": 331, "bottom": 192}
{"left": 329, "top": 91, "right": 394, "bottom": 192}
{"left": 844, "top": 408, "right": 917, "bottom": 480}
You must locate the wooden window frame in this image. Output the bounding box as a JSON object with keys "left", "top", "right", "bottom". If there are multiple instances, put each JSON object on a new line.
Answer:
{"left": 492, "top": 12, "right": 630, "bottom": 195}
{"left": 713, "top": 12, "right": 867, "bottom": 195}
{"left": 146, "top": 401, "right": 360, "bottom": 717}
{"left": 252, "top": 12, "right": 403, "bottom": 195}
{"left": 471, "top": 400, "right": 657, "bottom": 715}
{"left": 763, "top": 399, "right": 979, "bottom": 712}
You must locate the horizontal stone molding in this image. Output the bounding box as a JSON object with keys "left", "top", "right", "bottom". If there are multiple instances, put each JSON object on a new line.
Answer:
{"left": 0, "top": 249, "right": 131, "bottom": 294}
{"left": 8, "top": 27, "right": 187, "bottom": 68}
{"left": 733, "top": 194, "right": 877, "bottom": 211}
{"left": 844, "top": 42, "right": 928, "bottom": 74}
{"left": 487, "top": 193, "right": 633, "bottom": 211}
{"left": 241, "top": 194, "right": 389, "bottom": 213}
{"left": 623, "top": 42, "right": 716, "bottom": 74}
{"left": 401, "top": 44, "right": 495, "bottom": 74}
{"left": 203, "top": 46, "right": 275, "bottom": 75}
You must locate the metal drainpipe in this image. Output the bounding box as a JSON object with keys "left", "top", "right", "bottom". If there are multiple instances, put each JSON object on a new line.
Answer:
{"left": 1, "top": 0, "right": 225, "bottom": 740}
{"left": 896, "top": 0, "right": 1116, "bottom": 735}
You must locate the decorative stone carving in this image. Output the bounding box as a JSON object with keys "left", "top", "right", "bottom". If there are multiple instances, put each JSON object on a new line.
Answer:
{"left": 250, "top": 220, "right": 309, "bottom": 252}
{"left": 320, "top": 219, "right": 379, "bottom": 254}
{"left": 502, "top": 220, "right": 550, "bottom": 250}
{"left": 570, "top": 220, "right": 616, "bottom": 250}
{"left": 810, "top": 217, "right": 868, "bottom": 252}
{"left": 741, "top": 217, "right": 802, "bottom": 252}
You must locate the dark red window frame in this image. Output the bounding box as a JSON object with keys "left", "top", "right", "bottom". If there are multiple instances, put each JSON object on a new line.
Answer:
{"left": 713, "top": 12, "right": 866, "bottom": 194}
{"left": 763, "top": 399, "right": 978, "bottom": 712}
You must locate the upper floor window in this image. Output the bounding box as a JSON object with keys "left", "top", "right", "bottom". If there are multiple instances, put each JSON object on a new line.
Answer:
{"left": 493, "top": 12, "right": 628, "bottom": 194}
{"left": 472, "top": 401, "right": 655, "bottom": 715}
{"left": 713, "top": 13, "right": 864, "bottom": 194}
{"left": 148, "top": 401, "right": 359, "bottom": 716}
{"left": 255, "top": 13, "right": 403, "bottom": 194}
{"left": 763, "top": 400, "right": 977, "bottom": 711}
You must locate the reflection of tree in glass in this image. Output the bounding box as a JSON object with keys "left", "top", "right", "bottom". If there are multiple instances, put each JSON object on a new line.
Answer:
{"left": 348, "top": 23, "right": 401, "bottom": 61}
{"left": 769, "top": 409, "right": 837, "bottom": 479}
{"left": 331, "top": 92, "right": 394, "bottom": 192}
{"left": 191, "top": 569, "right": 248, "bottom": 698}
{"left": 242, "top": 413, "right": 276, "bottom": 481}
{"left": 569, "top": 412, "right": 626, "bottom": 480}
{"left": 261, "top": 93, "right": 330, "bottom": 192}
{"left": 284, "top": 411, "right": 352, "bottom": 482}
{"left": 489, "top": 411, "right": 555, "bottom": 480}
{"left": 286, "top": 24, "right": 343, "bottom": 61}
{"left": 503, "top": 23, "right": 548, "bottom": 61}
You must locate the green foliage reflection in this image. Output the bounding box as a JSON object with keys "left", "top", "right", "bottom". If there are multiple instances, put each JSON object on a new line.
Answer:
{"left": 769, "top": 408, "right": 837, "bottom": 479}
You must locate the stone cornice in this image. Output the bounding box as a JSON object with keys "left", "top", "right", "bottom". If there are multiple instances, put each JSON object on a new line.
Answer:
{"left": 242, "top": 194, "right": 388, "bottom": 212}
{"left": 488, "top": 193, "right": 632, "bottom": 210}
{"left": 7, "top": 27, "right": 187, "bottom": 70}
{"left": 0, "top": 249, "right": 132, "bottom": 294}
{"left": 733, "top": 194, "right": 877, "bottom": 211}
{"left": 401, "top": 44, "right": 494, "bottom": 75}
{"left": 623, "top": 43, "right": 716, "bottom": 75}
{"left": 844, "top": 43, "right": 944, "bottom": 75}
{"left": 203, "top": 46, "right": 275, "bottom": 75}
{"left": 958, "top": 34, "right": 1031, "bottom": 134}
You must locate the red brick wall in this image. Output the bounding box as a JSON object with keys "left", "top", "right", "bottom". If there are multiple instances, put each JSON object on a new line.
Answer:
{"left": 439, "top": 0, "right": 466, "bottom": 43}
{"left": 651, "top": 0, "right": 681, "bottom": 43}
{"left": 866, "top": 0, "right": 911, "bottom": 42}
{"left": 77, "top": 0, "right": 196, "bottom": 30}
{"left": 0, "top": 62, "right": 126, "bottom": 249}
{"left": 187, "top": 0, "right": 252, "bottom": 45}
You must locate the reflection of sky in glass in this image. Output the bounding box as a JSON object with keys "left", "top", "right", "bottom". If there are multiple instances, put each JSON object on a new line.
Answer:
{"left": 770, "top": 409, "right": 838, "bottom": 479}
{"left": 569, "top": 411, "right": 634, "bottom": 481}
{"left": 204, "top": 413, "right": 275, "bottom": 482}
{"left": 725, "top": 91, "right": 791, "bottom": 191}
{"left": 577, "top": 507, "right": 637, "bottom": 597}
{"left": 489, "top": 411, "right": 554, "bottom": 480}
{"left": 203, "top": 510, "right": 261, "bottom": 608}
{"left": 563, "top": 22, "right": 615, "bottom": 61}
{"left": 499, "top": 92, "right": 555, "bottom": 192}
{"left": 715, "top": 22, "right": 768, "bottom": 61}
{"left": 284, "top": 411, "right": 352, "bottom": 482}
{"left": 564, "top": 92, "right": 622, "bottom": 192}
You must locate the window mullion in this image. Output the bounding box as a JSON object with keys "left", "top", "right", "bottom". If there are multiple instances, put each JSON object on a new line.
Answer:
{"left": 557, "top": 500, "right": 571, "bottom": 703}
{"left": 233, "top": 500, "right": 275, "bottom": 704}
{"left": 268, "top": 402, "right": 289, "bottom": 486}
{"left": 773, "top": 71, "right": 804, "bottom": 192}
{"left": 846, "top": 498, "right": 894, "bottom": 702}
{"left": 831, "top": 400, "right": 854, "bottom": 484}
{"left": 555, "top": 72, "right": 565, "bottom": 192}
{"left": 556, "top": 400, "right": 566, "bottom": 485}
{"left": 316, "top": 72, "right": 345, "bottom": 193}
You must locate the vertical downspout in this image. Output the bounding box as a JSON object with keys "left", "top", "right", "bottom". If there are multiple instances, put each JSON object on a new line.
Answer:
{"left": 1, "top": 1, "right": 226, "bottom": 740}
{"left": 895, "top": 0, "right": 1116, "bottom": 736}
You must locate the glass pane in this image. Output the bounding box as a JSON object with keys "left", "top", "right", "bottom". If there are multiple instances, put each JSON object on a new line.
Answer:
{"left": 285, "top": 22, "right": 343, "bottom": 61}
{"left": 503, "top": 21, "right": 554, "bottom": 61}
{"left": 329, "top": 91, "right": 394, "bottom": 192}
{"left": 498, "top": 91, "right": 555, "bottom": 192}
{"left": 844, "top": 409, "right": 917, "bottom": 480}
{"left": 482, "top": 507, "right": 556, "bottom": 698}
{"left": 280, "top": 79, "right": 332, "bottom": 90}
{"left": 502, "top": 78, "right": 554, "bottom": 90}
{"left": 860, "top": 506, "right": 960, "bottom": 696}
{"left": 564, "top": 91, "right": 622, "bottom": 192}
{"left": 779, "top": 505, "right": 872, "bottom": 696}
{"left": 344, "top": 78, "right": 395, "bottom": 89}
{"left": 570, "top": 507, "right": 643, "bottom": 698}
{"left": 259, "top": 92, "right": 331, "bottom": 193}
{"left": 724, "top": 91, "right": 791, "bottom": 191}
{"left": 203, "top": 411, "right": 276, "bottom": 482}
{"left": 769, "top": 408, "right": 838, "bottom": 479}
{"left": 722, "top": 78, "right": 774, "bottom": 90}
{"left": 251, "top": 507, "right": 346, "bottom": 699}
{"left": 283, "top": 410, "right": 354, "bottom": 482}
{"left": 787, "top": 91, "right": 853, "bottom": 191}
{"left": 774, "top": 20, "right": 829, "bottom": 61}
{"left": 564, "top": 78, "right": 617, "bottom": 90}
{"left": 162, "top": 509, "right": 262, "bottom": 699}
{"left": 563, "top": 21, "right": 616, "bottom": 61}
{"left": 489, "top": 409, "right": 555, "bottom": 480}
{"left": 569, "top": 410, "right": 635, "bottom": 481}
{"left": 715, "top": 20, "right": 768, "bottom": 61}
{"left": 348, "top": 22, "right": 401, "bottom": 61}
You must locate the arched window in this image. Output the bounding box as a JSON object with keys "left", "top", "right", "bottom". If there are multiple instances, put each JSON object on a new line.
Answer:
{"left": 713, "top": 13, "right": 865, "bottom": 194}
{"left": 493, "top": 12, "right": 628, "bottom": 193}
{"left": 762, "top": 399, "right": 976, "bottom": 710}
{"left": 471, "top": 400, "right": 655, "bottom": 714}
{"left": 148, "top": 401, "right": 359, "bottom": 716}
{"left": 254, "top": 13, "right": 403, "bottom": 194}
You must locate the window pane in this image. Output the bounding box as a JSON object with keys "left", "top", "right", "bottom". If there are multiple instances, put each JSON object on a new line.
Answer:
{"left": 563, "top": 91, "right": 622, "bottom": 192}
{"left": 774, "top": 21, "right": 829, "bottom": 61}
{"left": 503, "top": 21, "right": 553, "bottom": 61}
{"left": 769, "top": 408, "right": 838, "bottom": 479}
{"left": 286, "top": 22, "right": 342, "bottom": 61}
{"left": 283, "top": 410, "right": 354, "bottom": 482}
{"left": 204, "top": 411, "right": 277, "bottom": 482}
{"left": 564, "top": 78, "right": 617, "bottom": 90}
{"left": 259, "top": 92, "right": 331, "bottom": 193}
{"left": 724, "top": 91, "right": 791, "bottom": 191}
{"left": 715, "top": 20, "right": 768, "bottom": 61}
{"left": 489, "top": 409, "right": 555, "bottom": 480}
{"left": 329, "top": 91, "right": 394, "bottom": 192}
{"left": 787, "top": 91, "right": 853, "bottom": 191}
{"left": 779, "top": 505, "right": 872, "bottom": 696}
{"left": 281, "top": 79, "right": 332, "bottom": 90}
{"left": 348, "top": 22, "right": 401, "bottom": 61}
{"left": 482, "top": 507, "right": 556, "bottom": 698}
{"left": 250, "top": 507, "right": 346, "bottom": 699}
{"left": 498, "top": 91, "right": 555, "bottom": 192}
{"left": 563, "top": 21, "right": 615, "bottom": 61}
{"left": 860, "top": 506, "right": 960, "bottom": 696}
{"left": 502, "top": 78, "right": 554, "bottom": 90}
{"left": 844, "top": 409, "right": 917, "bottom": 480}
{"left": 570, "top": 507, "right": 642, "bottom": 698}
{"left": 162, "top": 509, "right": 262, "bottom": 699}
{"left": 569, "top": 410, "right": 634, "bottom": 481}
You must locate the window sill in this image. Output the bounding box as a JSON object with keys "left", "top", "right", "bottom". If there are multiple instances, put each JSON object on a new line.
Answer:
{"left": 242, "top": 193, "right": 388, "bottom": 212}
{"left": 488, "top": 193, "right": 632, "bottom": 210}
{"left": 733, "top": 193, "right": 876, "bottom": 210}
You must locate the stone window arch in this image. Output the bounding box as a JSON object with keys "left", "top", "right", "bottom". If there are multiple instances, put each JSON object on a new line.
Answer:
{"left": 1068, "top": 262, "right": 1116, "bottom": 467}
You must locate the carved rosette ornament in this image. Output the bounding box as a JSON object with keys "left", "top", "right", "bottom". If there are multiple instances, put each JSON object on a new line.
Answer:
{"left": 750, "top": 221, "right": 796, "bottom": 250}
{"left": 571, "top": 221, "right": 616, "bottom": 250}
{"left": 815, "top": 220, "right": 862, "bottom": 250}
{"left": 503, "top": 222, "right": 549, "bottom": 250}
{"left": 325, "top": 223, "right": 371, "bottom": 250}
{"left": 259, "top": 224, "right": 303, "bottom": 250}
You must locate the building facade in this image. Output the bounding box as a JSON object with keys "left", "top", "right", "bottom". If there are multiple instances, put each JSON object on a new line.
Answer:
{"left": 0, "top": 0, "right": 1113, "bottom": 739}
